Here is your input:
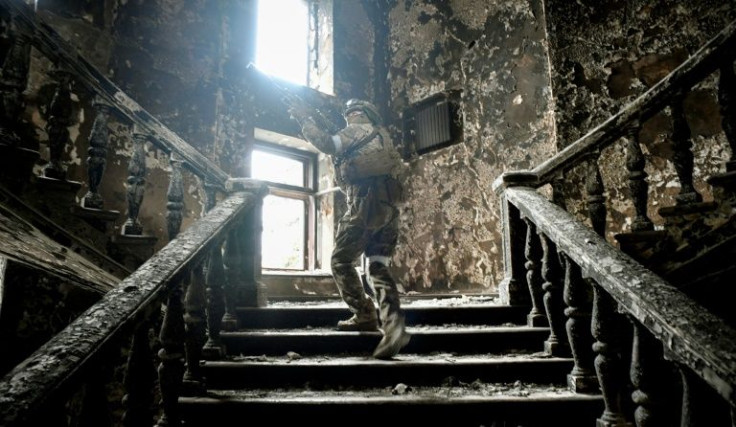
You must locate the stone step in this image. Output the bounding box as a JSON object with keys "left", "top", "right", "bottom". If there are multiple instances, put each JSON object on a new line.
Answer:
{"left": 201, "top": 353, "right": 574, "bottom": 389}
{"left": 221, "top": 326, "right": 551, "bottom": 356}
{"left": 236, "top": 303, "right": 529, "bottom": 329}
{"left": 180, "top": 384, "right": 604, "bottom": 427}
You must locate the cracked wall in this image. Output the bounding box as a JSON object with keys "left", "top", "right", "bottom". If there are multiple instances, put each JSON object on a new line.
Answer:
{"left": 387, "top": 0, "right": 557, "bottom": 293}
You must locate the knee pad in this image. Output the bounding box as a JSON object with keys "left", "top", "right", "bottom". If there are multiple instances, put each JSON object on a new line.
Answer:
{"left": 368, "top": 255, "right": 390, "bottom": 267}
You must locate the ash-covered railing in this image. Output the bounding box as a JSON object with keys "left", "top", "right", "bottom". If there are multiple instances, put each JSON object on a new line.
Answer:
{"left": 494, "top": 18, "right": 736, "bottom": 426}
{"left": 0, "top": 178, "right": 268, "bottom": 427}
{"left": 0, "top": 1, "right": 273, "bottom": 425}
{"left": 0, "top": 0, "right": 229, "bottom": 269}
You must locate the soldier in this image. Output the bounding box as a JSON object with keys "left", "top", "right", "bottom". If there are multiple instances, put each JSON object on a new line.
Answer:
{"left": 289, "top": 98, "right": 410, "bottom": 359}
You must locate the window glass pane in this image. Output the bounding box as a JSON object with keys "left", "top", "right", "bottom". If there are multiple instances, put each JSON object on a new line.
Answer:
{"left": 252, "top": 149, "right": 305, "bottom": 187}
{"left": 261, "top": 195, "right": 305, "bottom": 270}
{"left": 255, "top": 0, "right": 308, "bottom": 86}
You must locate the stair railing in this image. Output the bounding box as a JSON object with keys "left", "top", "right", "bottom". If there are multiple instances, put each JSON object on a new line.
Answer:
{"left": 0, "top": 1, "right": 272, "bottom": 425}
{"left": 0, "top": 178, "right": 268, "bottom": 427}
{"left": 495, "top": 18, "right": 736, "bottom": 426}
{"left": 0, "top": 0, "right": 231, "bottom": 267}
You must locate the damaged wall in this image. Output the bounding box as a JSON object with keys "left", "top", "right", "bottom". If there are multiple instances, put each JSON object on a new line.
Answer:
{"left": 387, "top": 0, "right": 557, "bottom": 293}
{"left": 545, "top": 0, "right": 736, "bottom": 239}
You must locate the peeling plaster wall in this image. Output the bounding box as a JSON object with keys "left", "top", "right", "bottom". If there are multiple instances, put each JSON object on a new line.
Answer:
{"left": 545, "top": 0, "right": 736, "bottom": 240}
{"left": 388, "top": 0, "right": 557, "bottom": 293}
{"left": 334, "top": 1, "right": 375, "bottom": 100}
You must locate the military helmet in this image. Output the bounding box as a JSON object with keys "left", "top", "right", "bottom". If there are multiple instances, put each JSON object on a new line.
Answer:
{"left": 344, "top": 98, "right": 382, "bottom": 124}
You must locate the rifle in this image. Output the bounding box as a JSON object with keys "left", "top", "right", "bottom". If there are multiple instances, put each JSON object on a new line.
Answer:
{"left": 246, "top": 63, "right": 341, "bottom": 135}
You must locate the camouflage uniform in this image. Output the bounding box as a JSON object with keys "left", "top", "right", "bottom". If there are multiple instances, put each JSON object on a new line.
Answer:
{"left": 293, "top": 99, "right": 409, "bottom": 359}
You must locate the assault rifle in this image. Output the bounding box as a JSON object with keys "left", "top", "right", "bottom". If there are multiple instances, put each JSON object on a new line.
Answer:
{"left": 246, "top": 63, "right": 341, "bottom": 135}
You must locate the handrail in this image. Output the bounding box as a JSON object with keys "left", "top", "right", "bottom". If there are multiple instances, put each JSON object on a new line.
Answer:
{"left": 0, "top": 187, "right": 263, "bottom": 426}
{"left": 528, "top": 18, "right": 736, "bottom": 186}
{"left": 0, "top": 0, "right": 230, "bottom": 187}
{"left": 505, "top": 186, "right": 736, "bottom": 404}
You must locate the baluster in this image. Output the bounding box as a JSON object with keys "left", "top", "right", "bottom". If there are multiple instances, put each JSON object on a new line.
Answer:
{"left": 625, "top": 123, "right": 654, "bottom": 232}
{"left": 679, "top": 367, "right": 731, "bottom": 426}
{"left": 42, "top": 69, "right": 73, "bottom": 180}
{"left": 183, "top": 259, "right": 207, "bottom": 392}
{"left": 156, "top": 280, "right": 186, "bottom": 427}
{"left": 539, "top": 233, "right": 568, "bottom": 356}
{"left": 671, "top": 93, "right": 702, "bottom": 205}
{"left": 0, "top": 21, "right": 30, "bottom": 147}
{"left": 166, "top": 153, "right": 184, "bottom": 240}
{"left": 202, "top": 181, "right": 226, "bottom": 359}
{"left": 561, "top": 254, "right": 597, "bottom": 393}
{"left": 82, "top": 97, "right": 111, "bottom": 209}
{"left": 718, "top": 61, "right": 736, "bottom": 172}
{"left": 122, "top": 325, "right": 156, "bottom": 427}
{"left": 221, "top": 228, "right": 242, "bottom": 331}
{"left": 592, "top": 284, "right": 633, "bottom": 426}
{"left": 523, "top": 217, "right": 547, "bottom": 326}
{"left": 123, "top": 131, "right": 147, "bottom": 235}
{"left": 586, "top": 151, "right": 607, "bottom": 236}
{"left": 77, "top": 367, "right": 113, "bottom": 427}
{"left": 630, "top": 323, "right": 677, "bottom": 427}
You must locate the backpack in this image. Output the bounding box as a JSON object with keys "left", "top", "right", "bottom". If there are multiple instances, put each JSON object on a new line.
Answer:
{"left": 335, "top": 125, "right": 406, "bottom": 183}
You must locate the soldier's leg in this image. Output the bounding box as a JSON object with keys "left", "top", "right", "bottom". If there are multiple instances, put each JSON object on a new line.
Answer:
{"left": 331, "top": 213, "right": 377, "bottom": 331}
{"left": 366, "top": 207, "right": 409, "bottom": 358}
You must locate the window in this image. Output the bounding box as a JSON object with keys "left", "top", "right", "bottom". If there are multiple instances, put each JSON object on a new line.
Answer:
{"left": 255, "top": 0, "right": 309, "bottom": 86}
{"left": 251, "top": 142, "right": 317, "bottom": 270}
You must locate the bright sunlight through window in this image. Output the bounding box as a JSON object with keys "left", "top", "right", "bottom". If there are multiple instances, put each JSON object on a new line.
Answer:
{"left": 252, "top": 149, "right": 308, "bottom": 270}
{"left": 255, "top": 0, "right": 309, "bottom": 86}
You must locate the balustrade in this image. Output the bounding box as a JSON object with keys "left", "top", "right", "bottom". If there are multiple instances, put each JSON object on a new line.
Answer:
{"left": 0, "top": 2, "right": 271, "bottom": 426}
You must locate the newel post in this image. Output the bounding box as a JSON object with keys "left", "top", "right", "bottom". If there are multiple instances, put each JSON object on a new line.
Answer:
{"left": 492, "top": 172, "right": 538, "bottom": 305}
{"left": 222, "top": 178, "right": 270, "bottom": 325}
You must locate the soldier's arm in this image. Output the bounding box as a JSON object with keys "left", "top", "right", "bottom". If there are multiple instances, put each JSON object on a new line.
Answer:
{"left": 293, "top": 114, "right": 343, "bottom": 156}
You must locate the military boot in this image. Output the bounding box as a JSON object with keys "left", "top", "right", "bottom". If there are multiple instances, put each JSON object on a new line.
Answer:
{"left": 373, "top": 309, "right": 410, "bottom": 359}
{"left": 336, "top": 297, "right": 378, "bottom": 331}
{"left": 369, "top": 261, "right": 410, "bottom": 359}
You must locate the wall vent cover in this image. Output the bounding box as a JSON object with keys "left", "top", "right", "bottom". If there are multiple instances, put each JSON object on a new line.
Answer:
{"left": 402, "top": 90, "right": 463, "bottom": 159}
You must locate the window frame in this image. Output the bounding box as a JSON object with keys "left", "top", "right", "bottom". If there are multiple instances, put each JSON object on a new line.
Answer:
{"left": 252, "top": 141, "right": 319, "bottom": 271}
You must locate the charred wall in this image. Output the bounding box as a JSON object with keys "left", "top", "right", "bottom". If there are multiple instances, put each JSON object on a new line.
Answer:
{"left": 387, "top": 0, "right": 557, "bottom": 293}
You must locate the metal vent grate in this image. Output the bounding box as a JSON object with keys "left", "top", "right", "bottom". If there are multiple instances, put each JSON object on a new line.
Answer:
{"left": 415, "top": 100, "right": 452, "bottom": 152}
{"left": 402, "top": 90, "right": 462, "bottom": 158}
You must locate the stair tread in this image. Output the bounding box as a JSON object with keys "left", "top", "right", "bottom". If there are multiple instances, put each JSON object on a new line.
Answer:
{"left": 260, "top": 294, "right": 501, "bottom": 308}
{"left": 184, "top": 383, "right": 602, "bottom": 402}
{"left": 211, "top": 352, "right": 569, "bottom": 366}
{"left": 223, "top": 325, "right": 546, "bottom": 335}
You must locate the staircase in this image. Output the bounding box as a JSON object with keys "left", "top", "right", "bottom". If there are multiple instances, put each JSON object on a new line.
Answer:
{"left": 179, "top": 294, "right": 604, "bottom": 426}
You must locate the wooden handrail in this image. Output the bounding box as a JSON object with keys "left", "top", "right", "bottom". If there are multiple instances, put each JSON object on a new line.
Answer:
{"left": 505, "top": 186, "right": 736, "bottom": 405}
{"left": 529, "top": 18, "right": 736, "bottom": 186}
{"left": 0, "top": 185, "right": 265, "bottom": 426}
{"left": 0, "top": 0, "right": 230, "bottom": 187}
